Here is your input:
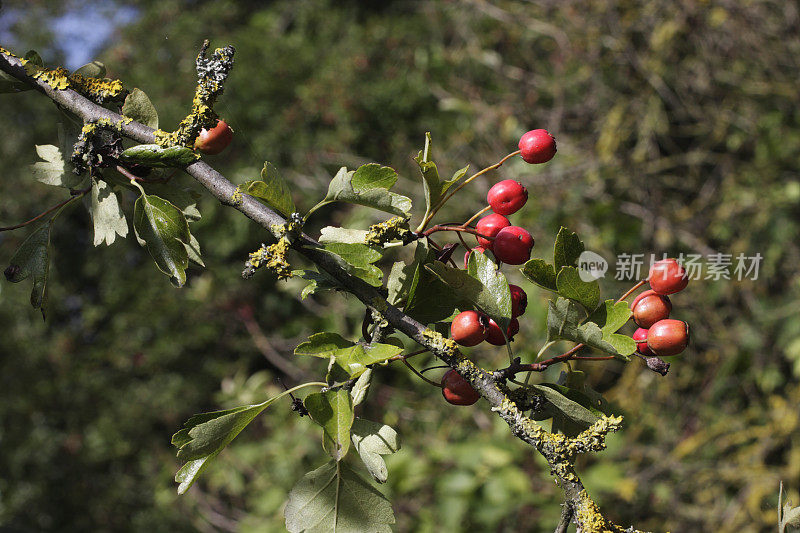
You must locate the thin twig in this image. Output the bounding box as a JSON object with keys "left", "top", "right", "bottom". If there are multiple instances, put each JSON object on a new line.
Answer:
{"left": 0, "top": 186, "right": 90, "bottom": 232}
{"left": 402, "top": 358, "right": 443, "bottom": 388}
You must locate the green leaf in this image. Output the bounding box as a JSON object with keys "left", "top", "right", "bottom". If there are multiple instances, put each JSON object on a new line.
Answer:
{"left": 546, "top": 298, "right": 632, "bottom": 359}
{"left": 90, "top": 179, "right": 128, "bottom": 246}
{"left": 284, "top": 461, "right": 395, "bottom": 533}
{"left": 133, "top": 191, "right": 191, "bottom": 287}
{"left": 588, "top": 299, "right": 632, "bottom": 335}
{"left": 0, "top": 69, "right": 30, "bottom": 93}
{"left": 386, "top": 260, "right": 415, "bottom": 306}
{"left": 295, "top": 332, "right": 353, "bottom": 358}
{"left": 240, "top": 162, "right": 295, "bottom": 216}
{"left": 530, "top": 384, "right": 599, "bottom": 427}
{"left": 184, "top": 233, "right": 204, "bottom": 267}
{"left": 120, "top": 144, "right": 198, "bottom": 168}
{"left": 142, "top": 182, "right": 201, "bottom": 221}
{"left": 24, "top": 50, "right": 43, "bottom": 67}
{"left": 31, "top": 144, "right": 84, "bottom": 189}
{"left": 318, "top": 243, "right": 384, "bottom": 287}
{"left": 351, "top": 163, "right": 398, "bottom": 191}
{"left": 425, "top": 254, "right": 511, "bottom": 327}
{"left": 553, "top": 227, "right": 585, "bottom": 270}
{"left": 314, "top": 167, "right": 412, "bottom": 217}
{"left": 4, "top": 223, "right": 51, "bottom": 318}
{"left": 403, "top": 243, "right": 459, "bottom": 324}
{"left": 293, "top": 269, "right": 344, "bottom": 299}
{"left": 351, "top": 369, "right": 372, "bottom": 407}
{"left": 295, "top": 333, "right": 404, "bottom": 379}
{"left": 319, "top": 226, "right": 369, "bottom": 244}
{"left": 121, "top": 88, "right": 159, "bottom": 129}
{"left": 521, "top": 258, "right": 558, "bottom": 291}
{"left": 556, "top": 266, "right": 600, "bottom": 311}
{"left": 468, "top": 251, "right": 512, "bottom": 328}
{"left": 71, "top": 61, "right": 106, "bottom": 78}
{"left": 305, "top": 389, "right": 354, "bottom": 461}
{"left": 172, "top": 387, "right": 303, "bottom": 494}
{"left": 351, "top": 419, "right": 400, "bottom": 483}
{"left": 413, "top": 133, "right": 465, "bottom": 218}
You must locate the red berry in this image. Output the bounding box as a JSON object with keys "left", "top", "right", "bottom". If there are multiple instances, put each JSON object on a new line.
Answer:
{"left": 518, "top": 129, "right": 556, "bottom": 164}
{"left": 647, "top": 319, "right": 689, "bottom": 356}
{"left": 630, "top": 289, "right": 672, "bottom": 329}
{"left": 195, "top": 119, "right": 233, "bottom": 155}
{"left": 648, "top": 258, "right": 689, "bottom": 295}
{"left": 475, "top": 214, "right": 510, "bottom": 250}
{"left": 487, "top": 179, "right": 528, "bottom": 216}
{"left": 463, "top": 246, "right": 487, "bottom": 269}
{"left": 450, "top": 310, "right": 489, "bottom": 346}
{"left": 485, "top": 318, "right": 520, "bottom": 346}
{"left": 509, "top": 284, "right": 527, "bottom": 318}
{"left": 632, "top": 327, "right": 653, "bottom": 356}
{"left": 441, "top": 369, "right": 480, "bottom": 406}
{"left": 492, "top": 226, "right": 534, "bottom": 265}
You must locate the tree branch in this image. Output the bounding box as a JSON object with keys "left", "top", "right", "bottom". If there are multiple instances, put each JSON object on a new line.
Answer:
{"left": 0, "top": 47, "right": 643, "bottom": 532}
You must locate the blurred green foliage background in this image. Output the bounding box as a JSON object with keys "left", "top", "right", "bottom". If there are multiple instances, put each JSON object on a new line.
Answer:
{"left": 1, "top": 0, "right": 799, "bottom": 531}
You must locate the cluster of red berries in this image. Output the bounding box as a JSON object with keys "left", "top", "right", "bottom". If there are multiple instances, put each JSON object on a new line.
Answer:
{"left": 194, "top": 119, "right": 233, "bottom": 155}
{"left": 442, "top": 129, "right": 556, "bottom": 406}
{"left": 631, "top": 258, "right": 691, "bottom": 357}
{"left": 449, "top": 284, "right": 528, "bottom": 348}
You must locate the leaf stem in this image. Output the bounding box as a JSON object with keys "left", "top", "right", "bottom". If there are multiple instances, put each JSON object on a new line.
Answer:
{"left": 402, "top": 358, "right": 444, "bottom": 388}
{"left": 420, "top": 150, "right": 520, "bottom": 230}
{"left": 0, "top": 186, "right": 91, "bottom": 232}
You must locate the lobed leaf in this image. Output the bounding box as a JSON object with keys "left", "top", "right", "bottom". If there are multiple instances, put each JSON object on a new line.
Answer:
{"left": 240, "top": 162, "right": 295, "bottom": 216}
{"left": 284, "top": 461, "right": 394, "bottom": 533}
{"left": 351, "top": 419, "right": 400, "bottom": 483}
{"left": 90, "top": 178, "right": 128, "bottom": 246}
{"left": 556, "top": 266, "right": 600, "bottom": 311}
{"left": 305, "top": 389, "right": 354, "bottom": 461}
{"left": 133, "top": 192, "right": 191, "bottom": 287}
{"left": 4, "top": 222, "right": 51, "bottom": 318}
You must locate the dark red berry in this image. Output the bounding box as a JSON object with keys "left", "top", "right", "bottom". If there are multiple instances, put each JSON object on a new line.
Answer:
{"left": 518, "top": 129, "right": 556, "bottom": 164}
{"left": 648, "top": 258, "right": 689, "bottom": 295}
{"left": 475, "top": 214, "right": 510, "bottom": 250}
{"left": 487, "top": 179, "right": 528, "bottom": 216}
{"left": 647, "top": 319, "right": 689, "bottom": 356}
{"left": 441, "top": 369, "right": 480, "bottom": 406}
{"left": 450, "top": 310, "right": 489, "bottom": 346}
{"left": 630, "top": 289, "right": 672, "bottom": 329}
{"left": 509, "top": 284, "right": 527, "bottom": 318}
{"left": 632, "top": 327, "right": 653, "bottom": 356}
{"left": 463, "top": 246, "right": 487, "bottom": 269}
{"left": 195, "top": 119, "right": 233, "bottom": 155}
{"left": 492, "top": 226, "right": 534, "bottom": 265}
{"left": 485, "top": 318, "right": 520, "bottom": 346}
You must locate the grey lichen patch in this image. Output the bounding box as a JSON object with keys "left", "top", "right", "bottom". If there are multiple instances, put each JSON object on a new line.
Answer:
{"left": 242, "top": 238, "right": 292, "bottom": 280}
{"left": 156, "top": 41, "right": 235, "bottom": 149}
{"left": 421, "top": 329, "right": 460, "bottom": 361}
{"left": 70, "top": 119, "right": 124, "bottom": 174}
{"left": 364, "top": 216, "right": 412, "bottom": 246}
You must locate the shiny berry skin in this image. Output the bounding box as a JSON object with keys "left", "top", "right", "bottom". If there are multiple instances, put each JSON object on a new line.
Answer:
{"left": 630, "top": 289, "right": 672, "bottom": 329}
{"left": 441, "top": 369, "right": 480, "bottom": 406}
{"left": 632, "top": 327, "right": 653, "bottom": 356}
{"left": 487, "top": 179, "right": 528, "bottom": 216}
{"left": 509, "top": 284, "right": 527, "bottom": 318}
{"left": 450, "top": 311, "right": 489, "bottom": 346}
{"left": 475, "top": 214, "right": 510, "bottom": 250}
{"left": 648, "top": 258, "right": 689, "bottom": 295}
{"left": 492, "top": 226, "right": 534, "bottom": 265}
{"left": 518, "top": 129, "right": 557, "bottom": 164}
{"left": 485, "top": 318, "right": 520, "bottom": 346}
{"left": 647, "top": 319, "right": 690, "bottom": 356}
{"left": 195, "top": 119, "right": 233, "bottom": 155}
